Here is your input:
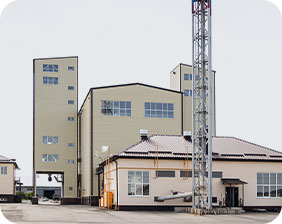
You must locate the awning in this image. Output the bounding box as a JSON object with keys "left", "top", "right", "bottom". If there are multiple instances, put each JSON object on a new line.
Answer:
{"left": 221, "top": 178, "right": 248, "bottom": 185}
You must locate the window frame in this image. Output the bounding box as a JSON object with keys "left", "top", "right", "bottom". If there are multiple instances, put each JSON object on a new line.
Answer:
{"left": 0, "top": 166, "right": 7, "bottom": 175}
{"left": 256, "top": 172, "right": 282, "bottom": 198}
{"left": 128, "top": 171, "right": 150, "bottom": 197}
{"left": 68, "top": 86, "right": 75, "bottom": 90}
{"left": 42, "top": 154, "right": 58, "bottom": 162}
{"left": 68, "top": 160, "right": 75, "bottom": 164}
{"left": 144, "top": 102, "right": 174, "bottom": 119}
{"left": 42, "top": 136, "right": 58, "bottom": 144}
{"left": 43, "top": 64, "right": 58, "bottom": 72}
{"left": 101, "top": 100, "right": 131, "bottom": 117}
{"left": 184, "top": 73, "right": 192, "bottom": 81}
{"left": 68, "top": 100, "right": 75, "bottom": 105}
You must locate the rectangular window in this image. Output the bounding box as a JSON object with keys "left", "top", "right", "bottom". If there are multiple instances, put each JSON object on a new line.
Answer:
{"left": 68, "top": 100, "right": 74, "bottom": 105}
{"left": 101, "top": 100, "right": 131, "bottom": 117}
{"left": 42, "top": 154, "right": 58, "bottom": 162}
{"left": 69, "top": 187, "right": 73, "bottom": 191}
{"left": 43, "top": 77, "right": 58, "bottom": 85}
{"left": 0, "top": 166, "right": 7, "bottom": 175}
{"left": 180, "top": 171, "right": 222, "bottom": 178}
{"left": 184, "top": 73, "right": 192, "bottom": 81}
{"left": 68, "top": 86, "right": 74, "bottom": 90}
{"left": 128, "top": 171, "right": 149, "bottom": 196}
{"left": 68, "top": 160, "right": 74, "bottom": 164}
{"left": 184, "top": 89, "right": 192, "bottom": 97}
{"left": 144, "top": 102, "right": 174, "bottom": 118}
{"left": 68, "top": 66, "right": 74, "bottom": 71}
{"left": 68, "top": 117, "right": 74, "bottom": 121}
{"left": 42, "top": 136, "right": 58, "bottom": 144}
{"left": 68, "top": 143, "right": 74, "bottom": 147}
{"left": 257, "top": 173, "right": 282, "bottom": 198}
{"left": 43, "top": 64, "right": 58, "bottom": 72}
{"left": 157, "top": 171, "right": 175, "bottom": 178}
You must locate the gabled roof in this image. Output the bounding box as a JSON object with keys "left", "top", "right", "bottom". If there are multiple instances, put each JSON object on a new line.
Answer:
{"left": 116, "top": 135, "right": 282, "bottom": 162}
{"left": 0, "top": 155, "right": 19, "bottom": 169}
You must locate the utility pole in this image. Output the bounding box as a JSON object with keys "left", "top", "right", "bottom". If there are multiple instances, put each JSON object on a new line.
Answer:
{"left": 191, "top": 0, "right": 213, "bottom": 210}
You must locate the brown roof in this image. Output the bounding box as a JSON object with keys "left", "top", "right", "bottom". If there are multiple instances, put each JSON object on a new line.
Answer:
{"left": 117, "top": 135, "right": 282, "bottom": 161}
{"left": 0, "top": 155, "right": 19, "bottom": 169}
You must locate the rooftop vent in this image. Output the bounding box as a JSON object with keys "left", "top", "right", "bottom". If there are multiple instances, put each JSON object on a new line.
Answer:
{"left": 140, "top": 129, "right": 148, "bottom": 141}
{"left": 183, "top": 131, "right": 192, "bottom": 142}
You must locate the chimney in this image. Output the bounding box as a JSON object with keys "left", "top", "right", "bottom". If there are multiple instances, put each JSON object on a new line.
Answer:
{"left": 140, "top": 129, "right": 148, "bottom": 141}
{"left": 183, "top": 131, "right": 192, "bottom": 142}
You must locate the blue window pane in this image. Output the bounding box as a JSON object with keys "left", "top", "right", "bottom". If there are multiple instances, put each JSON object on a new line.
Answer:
{"left": 114, "top": 101, "right": 119, "bottom": 108}
{"left": 54, "top": 65, "right": 58, "bottom": 72}
{"left": 168, "top": 112, "right": 174, "bottom": 118}
{"left": 156, "top": 103, "right": 162, "bottom": 110}
{"left": 184, "top": 74, "right": 189, "bottom": 80}
{"left": 120, "top": 101, "right": 125, "bottom": 108}
{"left": 113, "top": 109, "right": 119, "bottom": 116}
{"left": 168, "top": 104, "right": 174, "bottom": 110}
{"left": 43, "top": 77, "right": 48, "bottom": 84}
{"left": 43, "top": 64, "right": 48, "bottom": 72}
{"left": 163, "top": 103, "right": 167, "bottom": 110}
{"left": 126, "top": 101, "right": 131, "bottom": 109}
{"left": 151, "top": 103, "right": 156, "bottom": 110}
{"left": 68, "top": 100, "right": 74, "bottom": 105}
{"left": 68, "top": 143, "right": 74, "bottom": 147}
{"left": 54, "top": 77, "right": 58, "bottom": 84}
{"left": 145, "top": 103, "right": 150, "bottom": 110}
{"left": 68, "top": 86, "right": 74, "bottom": 90}
{"left": 151, "top": 111, "right": 156, "bottom": 118}
{"left": 120, "top": 109, "right": 126, "bottom": 116}
{"left": 145, "top": 110, "right": 150, "bottom": 117}
{"left": 126, "top": 110, "right": 131, "bottom": 117}
{"left": 195, "top": 75, "right": 199, "bottom": 81}
{"left": 163, "top": 111, "right": 168, "bottom": 118}
{"left": 156, "top": 111, "right": 162, "bottom": 118}
{"left": 68, "top": 66, "right": 74, "bottom": 71}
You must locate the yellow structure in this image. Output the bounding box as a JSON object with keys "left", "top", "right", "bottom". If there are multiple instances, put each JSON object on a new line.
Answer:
{"left": 33, "top": 57, "right": 78, "bottom": 203}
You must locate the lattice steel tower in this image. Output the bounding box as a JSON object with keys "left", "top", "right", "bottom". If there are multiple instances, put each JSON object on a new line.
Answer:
{"left": 191, "top": 0, "right": 213, "bottom": 210}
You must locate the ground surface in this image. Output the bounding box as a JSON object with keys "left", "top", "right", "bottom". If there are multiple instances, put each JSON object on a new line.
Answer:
{"left": 0, "top": 203, "right": 279, "bottom": 224}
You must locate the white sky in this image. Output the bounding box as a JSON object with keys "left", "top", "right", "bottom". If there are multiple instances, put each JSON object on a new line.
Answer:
{"left": 0, "top": 0, "right": 281, "bottom": 186}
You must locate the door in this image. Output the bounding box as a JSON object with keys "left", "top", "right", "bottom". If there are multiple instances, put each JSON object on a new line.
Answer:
{"left": 225, "top": 187, "right": 239, "bottom": 207}
{"left": 44, "top": 190, "right": 55, "bottom": 199}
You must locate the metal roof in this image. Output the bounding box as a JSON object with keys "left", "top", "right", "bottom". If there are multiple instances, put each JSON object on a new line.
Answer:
{"left": 0, "top": 155, "right": 19, "bottom": 169}
{"left": 117, "top": 135, "right": 282, "bottom": 162}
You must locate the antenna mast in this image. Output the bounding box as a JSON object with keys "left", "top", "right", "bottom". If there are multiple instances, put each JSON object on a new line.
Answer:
{"left": 192, "top": 0, "right": 213, "bottom": 210}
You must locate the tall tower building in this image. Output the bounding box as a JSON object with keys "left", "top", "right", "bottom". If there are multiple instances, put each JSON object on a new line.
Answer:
{"left": 33, "top": 57, "right": 78, "bottom": 203}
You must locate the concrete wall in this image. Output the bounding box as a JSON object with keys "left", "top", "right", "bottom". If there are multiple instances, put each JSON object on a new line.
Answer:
{"left": 34, "top": 57, "right": 78, "bottom": 198}
{"left": 0, "top": 163, "right": 15, "bottom": 195}
{"left": 104, "top": 158, "right": 282, "bottom": 208}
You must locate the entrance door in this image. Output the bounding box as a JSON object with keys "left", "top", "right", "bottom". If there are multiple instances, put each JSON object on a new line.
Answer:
{"left": 44, "top": 190, "right": 55, "bottom": 199}
{"left": 225, "top": 187, "right": 239, "bottom": 207}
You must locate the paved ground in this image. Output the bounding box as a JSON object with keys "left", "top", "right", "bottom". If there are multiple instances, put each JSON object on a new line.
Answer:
{"left": 0, "top": 203, "right": 279, "bottom": 224}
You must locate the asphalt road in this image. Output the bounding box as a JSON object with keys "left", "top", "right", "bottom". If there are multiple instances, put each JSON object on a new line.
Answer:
{"left": 0, "top": 203, "right": 279, "bottom": 224}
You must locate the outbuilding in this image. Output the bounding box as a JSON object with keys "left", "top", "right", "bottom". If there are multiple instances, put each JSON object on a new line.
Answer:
{"left": 98, "top": 135, "right": 282, "bottom": 211}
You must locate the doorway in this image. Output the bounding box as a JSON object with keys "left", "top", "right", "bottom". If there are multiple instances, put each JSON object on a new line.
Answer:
{"left": 225, "top": 187, "right": 239, "bottom": 207}
{"left": 44, "top": 190, "right": 55, "bottom": 199}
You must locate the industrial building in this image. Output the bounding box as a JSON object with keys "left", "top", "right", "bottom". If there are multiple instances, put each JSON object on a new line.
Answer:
{"left": 98, "top": 134, "right": 282, "bottom": 211}
{"left": 0, "top": 155, "right": 19, "bottom": 203}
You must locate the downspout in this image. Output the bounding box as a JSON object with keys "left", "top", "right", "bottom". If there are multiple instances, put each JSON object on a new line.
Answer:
{"left": 114, "top": 160, "right": 119, "bottom": 209}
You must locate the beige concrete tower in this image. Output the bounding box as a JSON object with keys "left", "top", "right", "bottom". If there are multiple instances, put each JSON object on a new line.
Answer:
{"left": 33, "top": 57, "right": 78, "bottom": 202}
{"left": 170, "top": 63, "right": 216, "bottom": 136}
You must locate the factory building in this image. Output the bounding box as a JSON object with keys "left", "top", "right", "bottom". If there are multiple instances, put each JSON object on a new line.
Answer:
{"left": 0, "top": 155, "right": 19, "bottom": 203}
{"left": 78, "top": 64, "right": 216, "bottom": 205}
{"left": 98, "top": 135, "right": 282, "bottom": 211}
{"left": 33, "top": 57, "right": 78, "bottom": 204}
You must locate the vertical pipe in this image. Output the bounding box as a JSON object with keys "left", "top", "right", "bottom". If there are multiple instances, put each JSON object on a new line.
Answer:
{"left": 207, "top": 0, "right": 213, "bottom": 210}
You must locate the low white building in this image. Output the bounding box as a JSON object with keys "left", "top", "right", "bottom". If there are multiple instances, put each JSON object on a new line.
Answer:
{"left": 98, "top": 135, "right": 282, "bottom": 211}
{"left": 0, "top": 155, "right": 19, "bottom": 203}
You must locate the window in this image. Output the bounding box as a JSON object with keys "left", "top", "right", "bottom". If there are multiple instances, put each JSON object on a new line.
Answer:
{"left": 68, "top": 143, "right": 74, "bottom": 147}
{"left": 156, "top": 171, "right": 175, "bottom": 178}
{"left": 101, "top": 100, "right": 131, "bottom": 117}
{"left": 0, "top": 166, "right": 7, "bottom": 175}
{"left": 184, "top": 89, "right": 192, "bottom": 97}
{"left": 69, "top": 187, "right": 73, "bottom": 191}
{"left": 43, "top": 64, "right": 58, "bottom": 72}
{"left": 257, "top": 173, "right": 282, "bottom": 198}
{"left": 68, "top": 100, "right": 74, "bottom": 105}
{"left": 43, "top": 77, "right": 58, "bottom": 85}
{"left": 68, "top": 160, "right": 74, "bottom": 164}
{"left": 68, "top": 66, "right": 74, "bottom": 71}
{"left": 128, "top": 171, "right": 149, "bottom": 196}
{"left": 184, "top": 73, "right": 192, "bottom": 81}
{"left": 144, "top": 102, "right": 174, "bottom": 118}
{"left": 180, "top": 171, "right": 222, "bottom": 178}
{"left": 68, "top": 117, "right": 74, "bottom": 121}
{"left": 42, "top": 154, "right": 58, "bottom": 162}
{"left": 68, "top": 86, "right": 74, "bottom": 90}
{"left": 42, "top": 136, "right": 58, "bottom": 144}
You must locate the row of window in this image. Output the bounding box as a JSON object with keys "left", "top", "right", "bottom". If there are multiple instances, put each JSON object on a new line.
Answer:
{"left": 0, "top": 166, "right": 7, "bottom": 175}
{"left": 42, "top": 77, "right": 75, "bottom": 91}
{"left": 42, "top": 136, "right": 74, "bottom": 147}
{"left": 101, "top": 101, "right": 175, "bottom": 119}
{"left": 257, "top": 173, "right": 282, "bottom": 198}
{"left": 184, "top": 73, "right": 209, "bottom": 82}
{"left": 43, "top": 64, "right": 75, "bottom": 72}
{"left": 42, "top": 154, "right": 74, "bottom": 164}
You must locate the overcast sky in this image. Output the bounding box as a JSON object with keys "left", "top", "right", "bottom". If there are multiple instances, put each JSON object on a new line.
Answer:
{"left": 0, "top": 0, "right": 281, "bottom": 186}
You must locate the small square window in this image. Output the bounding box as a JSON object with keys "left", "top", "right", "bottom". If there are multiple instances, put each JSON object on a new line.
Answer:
{"left": 68, "top": 117, "right": 74, "bottom": 121}
{"left": 68, "top": 160, "right": 74, "bottom": 164}
{"left": 68, "top": 66, "right": 74, "bottom": 71}
{"left": 68, "top": 100, "right": 74, "bottom": 105}
{"left": 68, "top": 86, "right": 74, "bottom": 90}
{"left": 69, "top": 187, "right": 73, "bottom": 191}
{"left": 68, "top": 143, "right": 74, "bottom": 147}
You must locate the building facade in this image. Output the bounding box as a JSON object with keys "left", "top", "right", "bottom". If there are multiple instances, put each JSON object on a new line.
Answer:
{"left": 0, "top": 155, "right": 19, "bottom": 203}
{"left": 99, "top": 135, "right": 282, "bottom": 211}
{"left": 33, "top": 57, "right": 78, "bottom": 203}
